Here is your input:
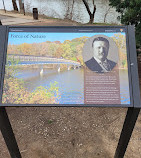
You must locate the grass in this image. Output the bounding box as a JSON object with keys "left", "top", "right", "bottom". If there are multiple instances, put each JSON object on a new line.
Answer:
{"left": 48, "top": 120, "right": 53, "bottom": 124}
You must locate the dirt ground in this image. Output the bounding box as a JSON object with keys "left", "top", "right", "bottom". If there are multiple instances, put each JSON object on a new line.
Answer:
{"left": 0, "top": 11, "right": 141, "bottom": 158}
{"left": 1, "top": 107, "right": 141, "bottom": 158}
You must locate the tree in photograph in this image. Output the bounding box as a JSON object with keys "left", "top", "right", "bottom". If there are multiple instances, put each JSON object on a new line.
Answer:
{"left": 109, "top": 0, "right": 141, "bottom": 52}
{"left": 112, "top": 34, "right": 127, "bottom": 69}
{"left": 12, "top": 0, "right": 18, "bottom": 11}
{"left": 82, "top": 0, "right": 96, "bottom": 24}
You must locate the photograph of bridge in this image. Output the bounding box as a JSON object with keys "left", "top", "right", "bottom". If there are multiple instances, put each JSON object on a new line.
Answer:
{"left": 3, "top": 32, "right": 87, "bottom": 104}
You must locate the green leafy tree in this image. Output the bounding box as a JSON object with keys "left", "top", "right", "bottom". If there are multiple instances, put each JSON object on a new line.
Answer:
{"left": 61, "top": 43, "right": 73, "bottom": 59}
{"left": 109, "top": 0, "right": 141, "bottom": 52}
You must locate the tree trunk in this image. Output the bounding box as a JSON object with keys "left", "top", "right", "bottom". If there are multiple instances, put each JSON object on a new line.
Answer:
{"left": 70, "top": 0, "right": 75, "bottom": 20}
{"left": 89, "top": 5, "right": 96, "bottom": 24}
{"left": 18, "top": 0, "right": 25, "bottom": 15}
{"left": 64, "top": 0, "right": 75, "bottom": 20}
{"left": 82, "top": 0, "right": 96, "bottom": 24}
{"left": 12, "top": 0, "right": 18, "bottom": 11}
{"left": 65, "top": 1, "right": 70, "bottom": 19}
{"left": 89, "top": 14, "right": 94, "bottom": 24}
{"left": 19, "top": 0, "right": 23, "bottom": 12}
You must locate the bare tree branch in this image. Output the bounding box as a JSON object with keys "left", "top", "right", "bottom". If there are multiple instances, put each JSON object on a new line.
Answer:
{"left": 104, "top": 6, "right": 112, "bottom": 23}
{"left": 82, "top": 0, "right": 91, "bottom": 16}
{"left": 70, "top": 0, "right": 75, "bottom": 20}
{"left": 64, "top": 0, "right": 75, "bottom": 20}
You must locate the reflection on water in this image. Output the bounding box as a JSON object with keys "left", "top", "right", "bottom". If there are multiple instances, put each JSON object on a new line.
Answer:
{"left": 15, "top": 68, "right": 84, "bottom": 104}
{"left": 119, "top": 69, "right": 130, "bottom": 104}
{"left": 15, "top": 68, "right": 130, "bottom": 105}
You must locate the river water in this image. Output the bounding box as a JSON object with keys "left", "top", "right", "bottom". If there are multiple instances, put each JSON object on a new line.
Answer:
{"left": 16, "top": 68, "right": 84, "bottom": 104}
{"left": 15, "top": 67, "right": 130, "bottom": 105}
{"left": 0, "top": 0, "right": 120, "bottom": 24}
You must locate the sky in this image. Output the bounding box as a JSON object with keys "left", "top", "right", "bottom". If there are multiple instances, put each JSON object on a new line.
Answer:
{"left": 8, "top": 32, "right": 126, "bottom": 45}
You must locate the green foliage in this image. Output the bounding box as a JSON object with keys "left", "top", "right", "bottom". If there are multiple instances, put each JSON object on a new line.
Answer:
{"left": 3, "top": 76, "right": 60, "bottom": 104}
{"left": 122, "top": 60, "right": 126, "bottom": 68}
{"left": 61, "top": 43, "right": 73, "bottom": 59}
{"left": 6, "top": 57, "right": 20, "bottom": 77}
{"left": 109, "top": 0, "right": 141, "bottom": 50}
{"left": 28, "top": 81, "right": 59, "bottom": 104}
{"left": 48, "top": 120, "right": 53, "bottom": 124}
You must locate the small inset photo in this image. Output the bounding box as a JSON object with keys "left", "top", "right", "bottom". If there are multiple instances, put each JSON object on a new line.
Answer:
{"left": 82, "top": 35, "right": 119, "bottom": 73}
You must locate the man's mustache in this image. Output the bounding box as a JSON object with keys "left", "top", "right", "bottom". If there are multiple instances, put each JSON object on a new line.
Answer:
{"left": 98, "top": 52, "right": 106, "bottom": 55}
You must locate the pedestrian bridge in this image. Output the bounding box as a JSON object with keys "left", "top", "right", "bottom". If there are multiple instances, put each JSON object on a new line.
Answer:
{"left": 7, "top": 55, "right": 81, "bottom": 72}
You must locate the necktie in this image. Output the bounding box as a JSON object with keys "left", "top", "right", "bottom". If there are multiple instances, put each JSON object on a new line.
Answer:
{"left": 101, "top": 60, "right": 111, "bottom": 71}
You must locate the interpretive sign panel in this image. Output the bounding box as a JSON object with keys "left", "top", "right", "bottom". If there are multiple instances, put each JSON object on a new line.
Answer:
{"left": 0, "top": 26, "right": 140, "bottom": 107}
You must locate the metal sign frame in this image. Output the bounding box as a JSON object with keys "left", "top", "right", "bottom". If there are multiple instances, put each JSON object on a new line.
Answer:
{"left": 0, "top": 25, "right": 140, "bottom": 107}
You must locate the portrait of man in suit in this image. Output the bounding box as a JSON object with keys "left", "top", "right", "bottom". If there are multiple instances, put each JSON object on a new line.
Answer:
{"left": 85, "top": 37, "right": 117, "bottom": 73}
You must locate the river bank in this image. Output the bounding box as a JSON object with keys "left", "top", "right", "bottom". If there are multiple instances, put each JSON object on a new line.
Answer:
{"left": 0, "top": 9, "right": 81, "bottom": 26}
{"left": 0, "top": 0, "right": 120, "bottom": 24}
{"left": 0, "top": 9, "right": 121, "bottom": 26}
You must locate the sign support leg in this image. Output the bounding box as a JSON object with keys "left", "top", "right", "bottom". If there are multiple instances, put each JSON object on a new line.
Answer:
{"left": 114, "top": 107, "right": 140, "bottom": 158}
{"left": 0, "top": 107, "right": 22, "bottom": 158}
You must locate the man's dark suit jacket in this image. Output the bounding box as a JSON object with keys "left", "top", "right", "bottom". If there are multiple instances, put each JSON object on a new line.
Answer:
{"left": 85, "top": 57, "right": 116, "bottom": 73}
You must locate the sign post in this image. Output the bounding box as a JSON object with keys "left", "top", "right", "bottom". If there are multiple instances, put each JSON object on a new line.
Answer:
{"left": 0, "top": 22, "right": 22, "bottom": 158}
{"left": 114, "top": 25, "right": 141, "bottom": 158}
{"left": 114, "top": 108, "right": 140, "bottom": 158}
{"left": 0, "top": 107, "right": 22, "bottom": 158}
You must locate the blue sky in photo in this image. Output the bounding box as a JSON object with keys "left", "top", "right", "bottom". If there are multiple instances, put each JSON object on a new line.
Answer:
{"left": 8, "top": 32, "right": 126, "bottom": 45}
